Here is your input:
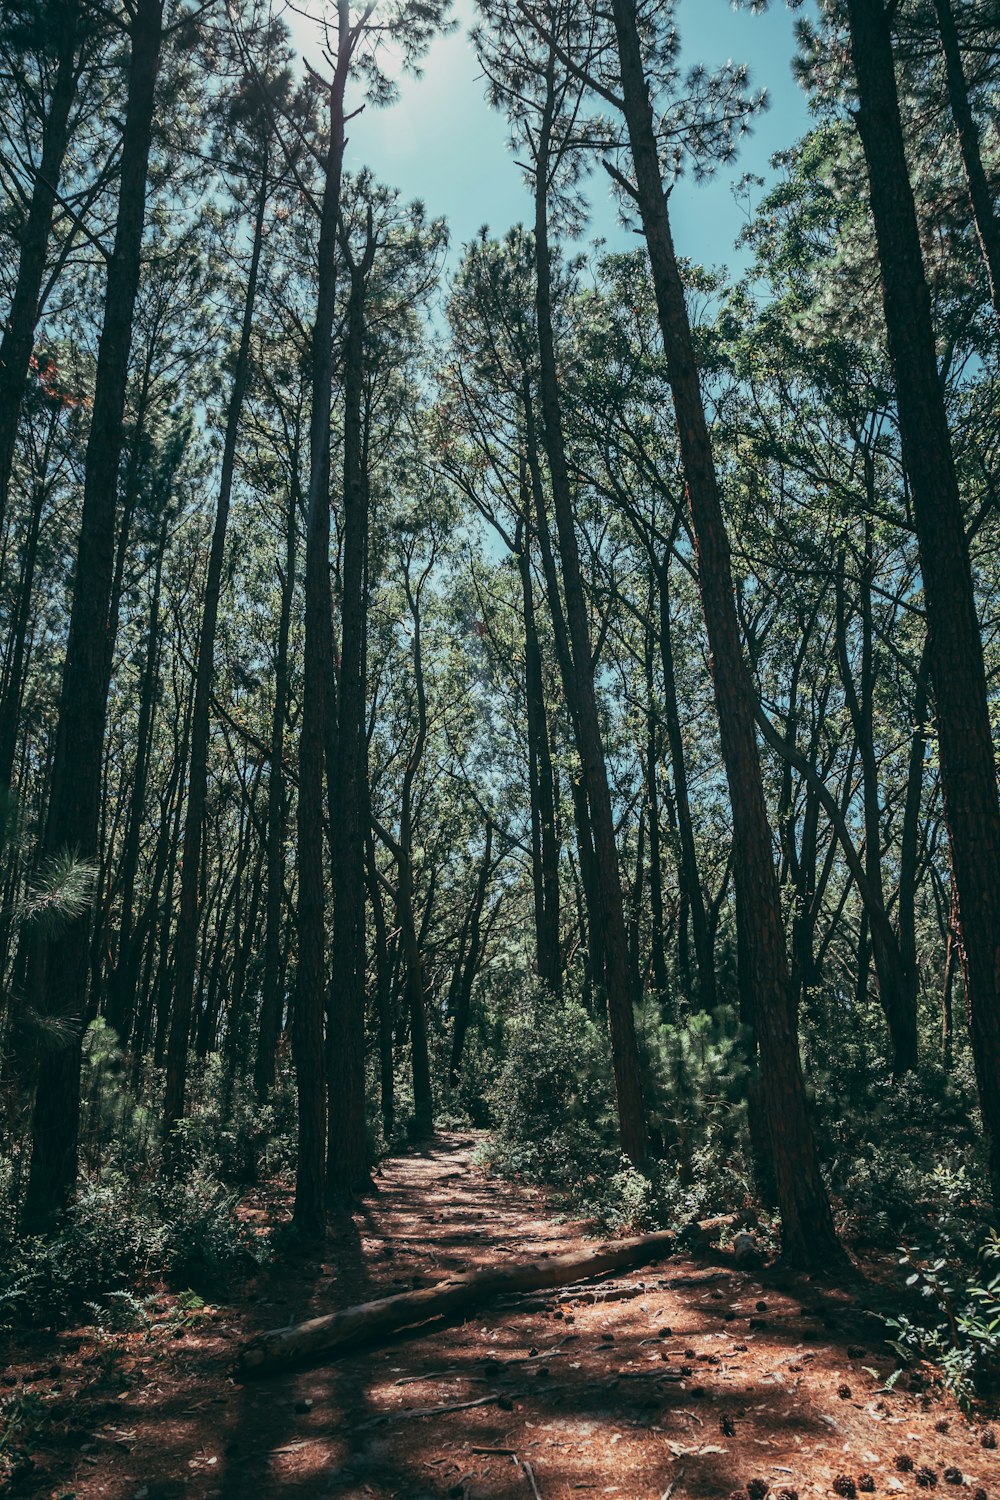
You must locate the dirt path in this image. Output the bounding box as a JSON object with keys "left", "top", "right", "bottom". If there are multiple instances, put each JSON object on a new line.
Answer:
{"left": 3, "top": 1133, "right": 998, "bottom": 1499}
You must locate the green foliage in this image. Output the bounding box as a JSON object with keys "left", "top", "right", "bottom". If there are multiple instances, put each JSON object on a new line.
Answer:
{"left": 169, "top": 1054, "right": 296, "bottom": 1185}
{"left": 154, "top": 1167, "right": 264, "bottom": 1291}
{"left": 482, "top": 987, "right": 757, "bottom": 1231}
{"left": 0, "top": 1171, "right": 160, "bottom": 1328}
{"left": 0, "top": 1016, "right": 285, "bottom": 1336}
{"left": 883, "top": 1223, "right": 1000, "bottom": 1411}
{"left": 0, "top": 1121, "right": 268, "bottom": 1331}
{"left": 484, "top": 985, "right": 617, "bottom": 1190}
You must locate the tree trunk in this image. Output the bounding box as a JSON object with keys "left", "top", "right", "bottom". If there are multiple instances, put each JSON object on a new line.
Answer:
{"left": 21, "top": 0, "right": 164, "bottom": 1234}
{"left": 516, "top": 518, "right": 561, "bottom": 995}
{"left": 163, "top": 163, "right": 269, "bottom": 1140}
{"left": 0, "top": 468, "right": 49, "bottom": 792}
{"left": 657, "top": 550, "right": 716, "bottom": 1011}
{"left": 846, "top": 0, "right": 1000, "bottom": 1210}
{"left": 105, "top": 518, "right": 167, "bottom": 1043}
{"left": 293, "top": 8, "right": 354, "bottom": 1240}
{"left": 398, "top": 561, "right": 433, "bottom": 1140}
{"left": 0, "top": 0, "right": 83, "bottom": 544}
{"left": 327, "top": 227, "right": 375, "bottom": 1201}
{"left": 610, "top": 0, "right": 841, "bottom": 1265}
{"left": 448, "top": 820, "right": 493, "bottom": 1087}
{"left": 643, "top": 598, "right": 669, "bottom": 1006}
{"left": 834, "top": 540, "right": 917, "bottom": 1073}
{"left": 239, "top": 1228, "right": 676, "bottom": 1373}
{"left": 254, "top": 474, "right": 298, "bottom": 1102}
{"left": 932, "top": 0, "right": 1000, "bottom": 329}
{"left": 367, "top": 834, "right": 395, "bottom": 1141}
{"left": 530, "top": 66, "right": 647, "bottom": 1167}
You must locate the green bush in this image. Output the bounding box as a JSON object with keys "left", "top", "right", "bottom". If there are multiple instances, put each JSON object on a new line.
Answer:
{"left": 485, "top": 985, "right": 617, "bottom": 1189}
{"left": 0, "top": 1161, "right": 265, "bottom": 1331}
{"left": 156, "top": 1167, "right": 265, "bottom": 1290}
{"left": 0, "top": 1171, "right": 161, "bottom": 1328}
{"left": 884, "top": 1223, "right": 1000, "bottom": 1410}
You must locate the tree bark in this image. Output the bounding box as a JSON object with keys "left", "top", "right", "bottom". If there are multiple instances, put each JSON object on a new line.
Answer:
{"left": 448, "top": 820, "right": 493, "bottom": 1086}
{"left": 932, "top": 0, "right": 1000, "bottom": 329}
{"left": 105, "top": 518, "right": 167, "bottom": 1043}
{"left": 642, "top": 596, "right": 669, "bottom": 1006}
{"left": 516, "top": 516, "right": 561, "bottom": 995}
{"left": 657, "top": 550, "right": 716, "bottom": 1011}
{"left": 254, "top": 475, "right": 298, "bottom": 1102}
{"left": 399, "top": 557, "right": 433, "bottom": 1139}
{"left": 834, "top": 541, "right": 917, "bottom": 1073}
{"left": 239, "top": 1228, "right": 675, "bottom": 1373}
{"left": 163, "top": 161, "right": 269, "bottom": 1140}
{"left": 22, "top": 0, "right": 164, "bottom": 1234}
{"left": 367, "top": 833, "right": 395, "bottom": 1140}
{"left": 0, "top": 0, "right": 84, "bottom": 547}
{"left": 293, "top": 7, "right": 353, "bottom": 1238}
{"left": 846, "top": 0, "right": 1000, "bottom": 1210}
{"left": 530, "top": 60, "right": 647, "bottom": 1167}
{"left": 609, "top": 0, "right": 841, "bottom": 1264}
{"left": 327, "top": 223, "right": 376, "bottom": 1200}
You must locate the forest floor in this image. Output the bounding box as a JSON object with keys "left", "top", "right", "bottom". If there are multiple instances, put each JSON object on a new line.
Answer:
{"left": 2, "top": 1132, "right": 999, "bottom": 1500}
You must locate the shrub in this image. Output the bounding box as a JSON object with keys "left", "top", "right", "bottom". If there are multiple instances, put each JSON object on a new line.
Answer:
{"left": 485, "top": 984, "right": 617, "bottom": 1189}
{"left": 883, "top": 1227, "right": 1000, "bottom": 1410}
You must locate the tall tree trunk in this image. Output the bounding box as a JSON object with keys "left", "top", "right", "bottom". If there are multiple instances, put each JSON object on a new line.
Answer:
{"left": 846, "top": 0, "right": 1000, "bottom": 1210}
{"left": 932, "top": 0, "right": 1000, "bottom": 328}
{"left": 163, "top": 165, "right": 269, "bottom": 1140}
{"left": 643, "top": 600, "right": 669, "bottom": 1006}
{"left": 516, "top": 516, "right": 561, "bottom": 995}
{"left": 22, "top": 0, "right": 164, "bottom": 1234}
{"left": 327, "top": 225, "right": 375, "bottom": 1200}
{"left": 609, "top": 0, "right": 840, "bottom": 1264}
{"left": 293, "top": 8, "right": 353, "bottom": 1240}
{"left": 397, "top": 559, "right": 433, "bottom": 1139}
{"left": 834, "top": 540, "right": 917, "bottom": 1073}
{"left": 105, "top": 518, "right": 167, "bottom": 1043}
{"left": 0, "top": 470, "right": 49, "bottom": 792}
{"left": 657, "top": 550, "right": 716, "bottom": 1011}
{"left": 253, "top": 476, "right": 297, "bottom": 1102}
{"left": 531, "top": 65, "right": 647, "bottom": 1167}
{"left": 367, "top": 834, "right": 395, "bottom": 1141}
{"left": 448, "top": 820, "right": 493, "bottom": 1086}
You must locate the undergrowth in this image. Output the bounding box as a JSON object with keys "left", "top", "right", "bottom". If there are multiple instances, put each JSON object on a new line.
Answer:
{"left": 0, "top": 1022, "right": 285, "bottom": 1332}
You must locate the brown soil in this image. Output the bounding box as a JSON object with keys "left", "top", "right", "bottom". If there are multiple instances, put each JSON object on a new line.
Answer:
{"left": 2, "top": 1132, "right": 998, "bottom": 1500}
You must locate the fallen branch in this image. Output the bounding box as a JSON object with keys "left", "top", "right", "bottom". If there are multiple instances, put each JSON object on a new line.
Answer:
{"left": 661, "top": 1467, "right": 686, "bottom": 1500}
{"left": 356, "top": 1392, "right": 509, "bottom": 1429}
{"left": 523, "top": 1459, "right": 543, "bottom": 1499}
{"left": 238, "top": 1229, "right": 675, "bottom": 1374}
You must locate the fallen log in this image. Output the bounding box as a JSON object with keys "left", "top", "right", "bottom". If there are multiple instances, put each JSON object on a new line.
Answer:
{"left": 238, "top": 1228, "right": 675, "bottom": 1375}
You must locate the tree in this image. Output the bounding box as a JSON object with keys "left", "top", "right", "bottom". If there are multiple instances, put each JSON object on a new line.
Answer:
{"left": 22, "top": 0, "right": 165, "bottom": 1232}
{"left": 476, "top": 4, "right": 649, "bottom": 1168}
{"left": 163, "top": 45, "right": 292, "bottom": 1142}
{"left": 843, "top": 0, "right": 1000, "bottom": 1209}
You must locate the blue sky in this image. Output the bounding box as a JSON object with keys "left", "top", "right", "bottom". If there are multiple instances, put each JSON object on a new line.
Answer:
{"left": 291, "top": 0, "right": 812, "bottom": 276}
